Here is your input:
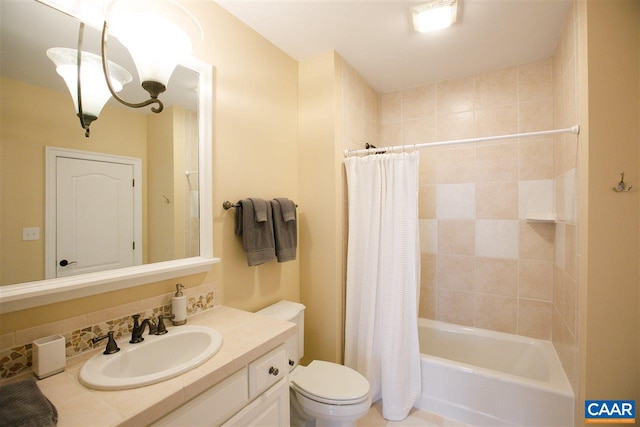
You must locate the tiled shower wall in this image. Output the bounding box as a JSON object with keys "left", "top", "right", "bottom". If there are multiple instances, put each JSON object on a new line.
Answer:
{"left": 552, "top": 2, "right": 580, "bottom": 395}
{"left": 379, "top": 60, "right": 557, "bottom": 339}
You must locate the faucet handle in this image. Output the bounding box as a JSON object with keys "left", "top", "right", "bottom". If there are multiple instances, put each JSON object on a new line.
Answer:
{"left": 92, "top": 331, "right": 120, "bottom": 355}
{"left": 148, "top": 318, "right": 158, "bottom": 335}
{"left": 156, "top": 314, "right": 174, "bottom": 335}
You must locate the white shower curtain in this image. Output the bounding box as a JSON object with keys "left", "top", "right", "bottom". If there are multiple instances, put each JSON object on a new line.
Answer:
{"left": 344, "top": 151, "right": 421, "bottom": 421}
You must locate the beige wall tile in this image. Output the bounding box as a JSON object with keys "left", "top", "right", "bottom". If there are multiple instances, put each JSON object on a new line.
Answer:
{"left": 402, "top": 84, "right": 436, "bottom": 120}
{"left": 346, "top": 103, "right": 365, "bottom": 146}
{"left": 403, "top": 116, "right": 436, "bottom": 145}
{"left": 518, "top": 59, "right": 553, "bottom": 102}
{"left": 519, "top": 137, "right": 554, "bottom": 180}
{"left": 437, "top": 76, "right": 475, "bottom": 114}
{"left": 16, "top": 316, "right": 86, "bottom": 346}
{"left": 437, "top": 289, "right": 474, "bottom": 326}
{"left": 379, "top": 122, "right": 402, "bottom": 147}
{"left": 476, "top": 181, "right": 518, "bottom": 219}
{"left": 475, "top": 104, "right": 518, "bottom": 137}
{"left": 475, "top": 66, "right": 517, "bottom": 108}
{"left": 564, "top": 224, "right": 577, "bottom": 279}
{"left": 437, "top": 220, "right": 475, "bottom": 255}
{"left": 475, "top": 141, "right": 518, "bottom": 182}
{"left": 379, "top": 91, "right": 401, "bottom": 124}
{"left": 518, "top": 299, "right": 552, "bottom": 339}
{"left": 363, "top": 84, "right": 379, "bottom": 121}
{"left": 519, "top": 222, "right": 554, "bottom": 260}
{"left": 436, "top": 146, "right": 476, "bottom": 183}
{"left": 437, "top": 110, "right": 475, "bottom": 141}
{"left": 519, "top": 259, "right": 553, "bottom": 301}
{"left": 418, "top": 149, "right": 437, "bottom": 185}
{"left": 519, "top": 98, "right": 554, "bottom": 133}
{"left": 421, "top": 253, "right": 436, "bottom": 287}
{"left": 474, "top": 293, "right": 517, "bottom": 334}
{"left": 475, "top": 257, "right": 518, "bottom": 296}
{"left": 419, "top": 286, "right": 436, "bottom": 319}
{"left": 86, "top": 300, "right": 142, "bottom": 325}
{"left": 346, "top": 63, "right": 364, "bottom": 111}
{"left": 436, "top": 255, "right": 475, "bottom": 291}
{"left": 419, "top": 185, "right": 436, "bottom": 219}
{"left": 0, "top": 333, "right": 15, "bottom": 351}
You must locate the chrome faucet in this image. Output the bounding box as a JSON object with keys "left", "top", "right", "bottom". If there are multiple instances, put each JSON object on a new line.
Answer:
{"left": 129, "top": 314, "right": 157, "bottom": 343}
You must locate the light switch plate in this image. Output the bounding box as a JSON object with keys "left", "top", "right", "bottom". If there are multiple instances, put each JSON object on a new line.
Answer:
{"left": 23, "top": 227, "right": 40, "bottom": 241}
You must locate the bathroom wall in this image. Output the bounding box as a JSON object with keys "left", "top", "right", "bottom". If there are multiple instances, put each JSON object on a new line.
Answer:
{"left": 0, "top": 0, "right": 300, "bottom": 363}
{"left": 379, "top": 60, "right": 557, "bottom": 339}
{"left": 551, "top": 0, "right": 581, "bottom": 397}
{"left": 579, "top": 0, "right": 640, "bottom": 408}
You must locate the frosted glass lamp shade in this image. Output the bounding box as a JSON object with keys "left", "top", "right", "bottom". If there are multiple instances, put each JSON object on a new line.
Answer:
{"left": 106, "top": 0, "right": 202, "bottom": 89}
{"left": 47, "top": 47, "right": 132, "bottom": 118}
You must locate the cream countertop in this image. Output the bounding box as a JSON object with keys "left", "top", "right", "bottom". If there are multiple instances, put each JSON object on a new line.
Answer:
{"left": 28, "top": 306, "right": 295, "bottom": 427}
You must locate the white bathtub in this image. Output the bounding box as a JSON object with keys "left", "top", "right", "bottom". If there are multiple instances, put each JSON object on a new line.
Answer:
{"left": 415, "top": 318, "right": 574, "bottom": 426}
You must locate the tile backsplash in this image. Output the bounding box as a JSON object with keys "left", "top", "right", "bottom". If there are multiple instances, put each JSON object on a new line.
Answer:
{"left": 0, "top": 282, "right": 219, "bottom": 380}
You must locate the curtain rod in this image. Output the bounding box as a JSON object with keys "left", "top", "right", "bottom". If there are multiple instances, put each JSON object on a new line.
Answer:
{"left": 343, "top": 125, "right": 580, "bottom": 157}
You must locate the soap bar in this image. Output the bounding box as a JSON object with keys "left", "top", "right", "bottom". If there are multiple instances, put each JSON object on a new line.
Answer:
{"left": 32, "top": 335, "right": 66, "bottom": 379}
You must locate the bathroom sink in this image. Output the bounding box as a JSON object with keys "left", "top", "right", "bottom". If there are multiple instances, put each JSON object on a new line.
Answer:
{"left": 79, "top": 325, "right": 223, "bottom": 390}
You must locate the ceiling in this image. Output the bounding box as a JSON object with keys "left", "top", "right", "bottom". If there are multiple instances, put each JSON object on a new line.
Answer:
{"left": 215, "top": 0, "right": 572, "bottom": 93}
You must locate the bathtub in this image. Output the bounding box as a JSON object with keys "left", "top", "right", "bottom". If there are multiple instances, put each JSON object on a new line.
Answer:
{"left": 415, "top": 318, "right": 574, "bottom": 426}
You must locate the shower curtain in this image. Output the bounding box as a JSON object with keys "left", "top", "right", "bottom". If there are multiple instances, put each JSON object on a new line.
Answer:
{"left": 344, "top": 152, "right": 421, "bottom": 421}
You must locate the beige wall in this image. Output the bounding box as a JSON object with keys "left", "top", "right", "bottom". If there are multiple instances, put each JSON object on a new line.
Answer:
{"left": 0, "top": 0, "right": 300, "bottom": 335}
{"left": 0, "top": 77, "right": 148, "bottom": 286}
{"left": 298, "top": 51, "right": 345, "bottom": 364}
{"left": 580, "top": 0, "right": 640, "bottom": 409}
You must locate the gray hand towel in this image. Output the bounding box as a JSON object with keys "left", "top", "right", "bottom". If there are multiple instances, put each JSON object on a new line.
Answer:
{"left": 0, "top": 377, "right": 58, "bottom": 426}
{"left": 270, "top": 199, "right": 297, "bottom": 262}
{"left": 275, "top": 197, "right": 296, "bottom": 222}
{"left": 237, "top": 199, "right": 276, "bottom": 266}
{"left": 249, "top": 198, "right": 269, "bottom": 222}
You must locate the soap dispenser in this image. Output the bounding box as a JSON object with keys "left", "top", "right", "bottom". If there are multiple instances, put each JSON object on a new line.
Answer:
{"left": 172, "top": 283, "right": 187, "bottom": 325}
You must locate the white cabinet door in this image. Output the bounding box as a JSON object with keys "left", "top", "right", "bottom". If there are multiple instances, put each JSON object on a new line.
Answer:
{"left": 151, "top": 369, "right": 249, "bottom": 427}
{"left": 223, "top": 379, "right": 289, "bottom": 427}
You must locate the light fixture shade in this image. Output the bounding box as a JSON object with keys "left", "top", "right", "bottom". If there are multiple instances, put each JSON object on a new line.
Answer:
{"left": 105, "top": 0, "right": 202, "bottom": 88}
{"left": 47, "top": 47, "right": 132, "bottom": 118}
{"left": 411, "top": 0, "right": 458, "bottom": 33}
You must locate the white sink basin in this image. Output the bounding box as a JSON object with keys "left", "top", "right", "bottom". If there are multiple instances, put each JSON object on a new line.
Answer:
{"left": 79, "top": 325, "right": 223, "bottom": 390}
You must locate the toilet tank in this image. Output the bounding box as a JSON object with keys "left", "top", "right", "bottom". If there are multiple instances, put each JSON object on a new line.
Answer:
{"left": 256, "top": 300, "right": 305, "bottom": 370}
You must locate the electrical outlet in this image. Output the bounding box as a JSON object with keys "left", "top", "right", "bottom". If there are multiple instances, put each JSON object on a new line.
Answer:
{"left": 22, "top": 227, "right": 40, "bottom": 241}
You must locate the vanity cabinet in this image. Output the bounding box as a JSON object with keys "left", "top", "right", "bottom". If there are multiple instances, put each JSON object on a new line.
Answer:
{"left": 152, "top": 345, "right": 288, "bottom": 426}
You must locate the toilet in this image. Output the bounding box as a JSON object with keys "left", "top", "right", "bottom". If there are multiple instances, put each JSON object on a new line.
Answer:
{"left": 256, "top": 300, "right": 371, "bottom": 427}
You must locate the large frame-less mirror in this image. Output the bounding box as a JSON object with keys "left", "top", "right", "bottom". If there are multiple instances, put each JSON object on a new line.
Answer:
{"left": 0, "top": 0, "right": 218, "bottom": 313}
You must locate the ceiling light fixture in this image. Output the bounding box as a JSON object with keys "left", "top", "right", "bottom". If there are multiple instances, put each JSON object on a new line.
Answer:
{"left": 101, "top": 0, "right": 202, "bottom": 115}
{"left": 411, "top": 0, "right": 458, "bottom": 33}
{"left": 47, "top": 23, "right": 132, "bottom": 137}
{"left": 47, "top": 0, "right": 202, "bottom": 137}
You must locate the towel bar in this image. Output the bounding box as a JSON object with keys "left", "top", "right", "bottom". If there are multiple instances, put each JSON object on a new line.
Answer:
{"left": 223, "top": 200, "right": 298, "bottom": 210}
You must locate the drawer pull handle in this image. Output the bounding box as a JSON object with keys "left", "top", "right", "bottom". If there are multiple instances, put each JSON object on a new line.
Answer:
{"left": 289, "top": 359, "right": 294, "bottom": 366}
{"left": 269, "top": 366, "right": 279, "bottom": 376}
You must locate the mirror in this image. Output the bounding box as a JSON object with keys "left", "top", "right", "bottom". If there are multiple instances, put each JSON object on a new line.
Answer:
{"left": 0, "top": 0, "right": 217, "bottom": 312}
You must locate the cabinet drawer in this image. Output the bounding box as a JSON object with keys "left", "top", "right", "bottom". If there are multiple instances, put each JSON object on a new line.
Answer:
{"left": 248, "top": 345, "right": 287, "bottom": 399}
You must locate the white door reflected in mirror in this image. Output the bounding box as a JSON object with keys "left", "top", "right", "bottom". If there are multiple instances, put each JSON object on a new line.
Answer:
{"left": 55, "top": 156, "right": 139, "bottom": 278}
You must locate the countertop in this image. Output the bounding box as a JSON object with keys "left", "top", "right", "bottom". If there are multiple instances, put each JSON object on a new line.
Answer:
{"left": 28, "top": 306, "right": 296, "bottom": 426}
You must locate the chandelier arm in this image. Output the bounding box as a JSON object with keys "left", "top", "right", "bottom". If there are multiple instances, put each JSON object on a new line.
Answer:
{"left": 101, "top": 22, "right": 164, "bottom": 113}
{"left": 76, "top": 23, "right": 90, "bottom": 137}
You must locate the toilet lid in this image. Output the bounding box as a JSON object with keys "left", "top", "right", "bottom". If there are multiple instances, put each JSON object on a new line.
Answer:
{"left": 291, "top": 360, "right": 369, "bottom": 405}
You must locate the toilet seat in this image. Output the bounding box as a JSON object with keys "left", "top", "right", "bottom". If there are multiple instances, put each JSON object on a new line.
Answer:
{"left": 291, "top": 360, "right": 369, "bottom": 405}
